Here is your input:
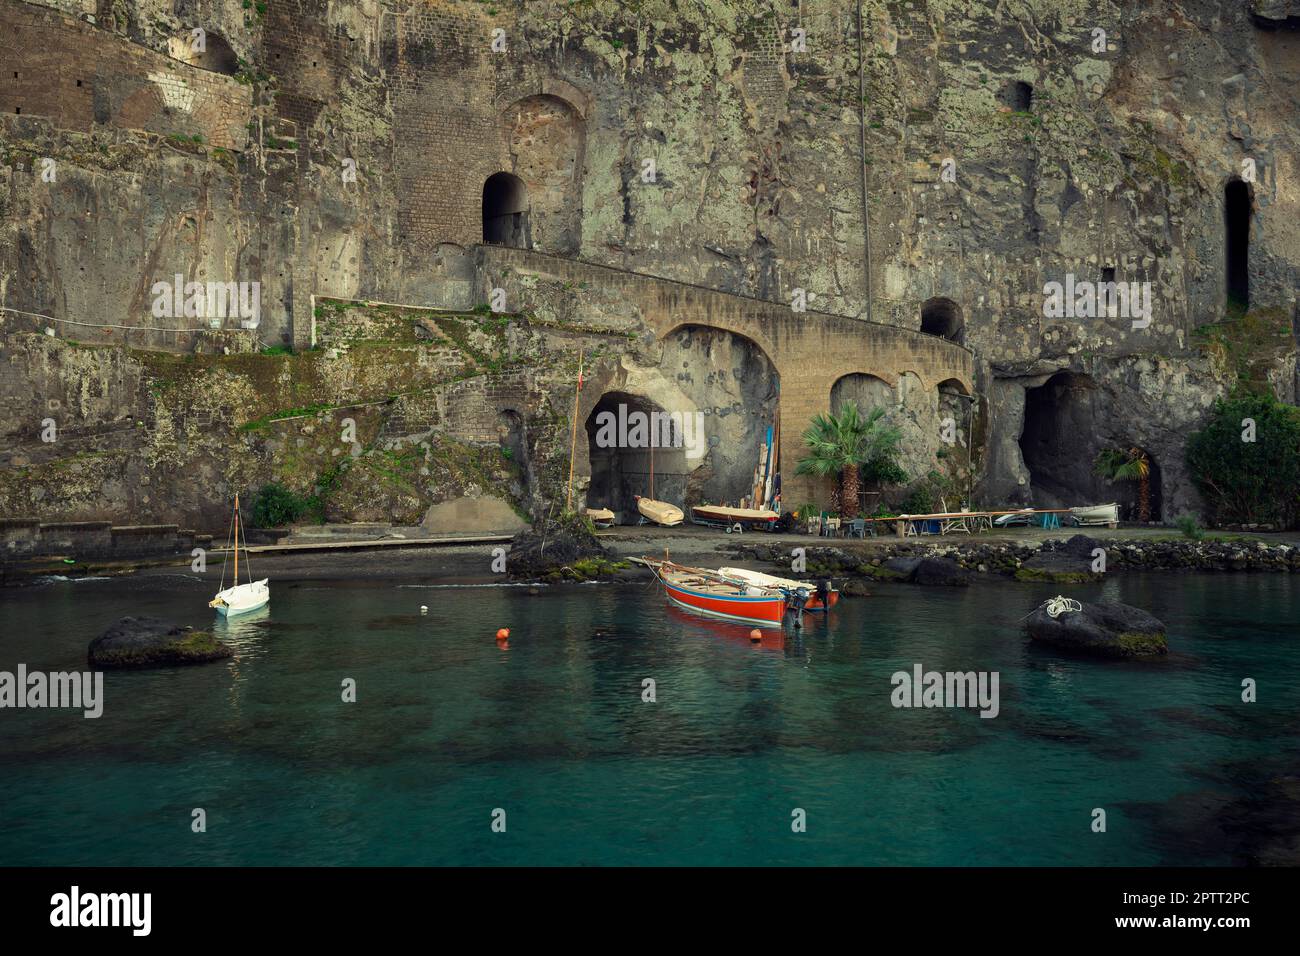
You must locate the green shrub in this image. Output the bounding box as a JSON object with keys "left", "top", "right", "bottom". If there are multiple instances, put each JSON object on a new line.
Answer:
{"left": 251, "top": 483, "right": 318, "bottom": 527}
{"left": 1175, "top": 514, "right": 1204, "bottom": 540}
{"left": 1185, "top": 393, "right": 1300, "bottom": 529}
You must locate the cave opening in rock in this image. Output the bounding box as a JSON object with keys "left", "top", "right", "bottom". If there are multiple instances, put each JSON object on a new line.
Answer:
{"left": 1225, "top": 179, "right": 1251, "bottom": 313}
{"left": 920, "top": 297, "right": 964, "bottom": 343}
{"left": 171, "top": 31, "right": 240, "bottom": 75}
{"left": 1004, "top": 80, "right": 1033, "bottom": 111}
{"left": 585, "top": 391, "right": 688, "bottom": 523}
{"left": 1019, "top": 372, "right": 1101, "bottom": 509}
{"left": 482, "top": 172, "right": 529, "bottom": 247}
{"left": 1019, "top": 373, "right": 1163, "bottom": 520}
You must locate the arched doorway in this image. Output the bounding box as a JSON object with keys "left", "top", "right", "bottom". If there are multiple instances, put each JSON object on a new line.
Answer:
{"left": 483, "top": 172, "right": 529, "bottom": 247}
{"left": 585, "top": 392, "right": 689, "bottom": 523}
{"left": 921, "top": 297, "right": 964, "bottom": 343}
{"left": 659, "top": 324, "right": 779, "bottom": 509}
{"left": 1225, "top": 179, "right": 1251, "bottom": 313}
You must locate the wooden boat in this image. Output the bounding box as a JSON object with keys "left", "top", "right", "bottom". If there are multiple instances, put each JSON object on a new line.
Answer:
{"left": 1071, "top": 502, "right": 1119, "bottom": 527}
{"left": 209, "top": 493, "right": 269, "bottom": 617}
{"left": 584, "top": 507, "right": 615, "bottom": 528}
{"left": 691, "top": 504, "right": 779, "bottom": 527}
{"left": 717, "top": 567, "right": 839, "bottom": 610}
{"left": 638, "top": 557, "right": 786, "bottom": 626}
{"left": 636, "top": 496, "right": 684, "bottom": 527}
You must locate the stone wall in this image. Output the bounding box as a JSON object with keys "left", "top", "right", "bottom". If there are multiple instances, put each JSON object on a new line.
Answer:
{"left": 0, "top": 0, "right": 252, "bottom": 149}
{"left": 2, "top": 0, "right": 1299, "bottom": 527}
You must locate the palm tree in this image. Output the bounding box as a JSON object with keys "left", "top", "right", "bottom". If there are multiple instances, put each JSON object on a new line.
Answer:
{"left": 1094, "top": 446, "right": 1152, "bottom": 522}
{"left": 796, "top": 404, "right": 905, "bottom": 518}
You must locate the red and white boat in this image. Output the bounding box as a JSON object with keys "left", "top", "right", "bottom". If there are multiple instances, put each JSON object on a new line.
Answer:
{"left": 638, "top": 557, "right": 786, "bottom": 627}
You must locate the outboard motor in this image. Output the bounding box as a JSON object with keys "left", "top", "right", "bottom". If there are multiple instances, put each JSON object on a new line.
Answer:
{"left": 816, "top": 579, "right": 832, "bottom": 610}
{"left": 788, "top": 587, "right": 811, "bottom": 629}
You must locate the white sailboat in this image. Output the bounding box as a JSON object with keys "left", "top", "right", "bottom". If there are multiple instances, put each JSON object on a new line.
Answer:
{"left": 209, "top": 493, "right": 269, "bottom": 616}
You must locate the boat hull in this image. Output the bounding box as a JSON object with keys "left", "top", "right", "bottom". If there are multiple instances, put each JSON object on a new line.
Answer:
{"left": 661, "top": 578, "right": 786, "bottom": 627}
{"left": 1071, "top": 503, "right": 1119, "bottom": 526}
{"left": 212, "top": 579, "right": 270, "bottom": 616}
{"left": 636, "top": 497, "right": 684, "bottom": 527}
{"left": 691, "top": 505, "right": 779, "bottom": 525}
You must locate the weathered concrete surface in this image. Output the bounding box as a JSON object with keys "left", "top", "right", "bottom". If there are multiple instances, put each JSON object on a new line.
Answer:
{"left": 421, "top": 495, "right": 527, "bottom": 534}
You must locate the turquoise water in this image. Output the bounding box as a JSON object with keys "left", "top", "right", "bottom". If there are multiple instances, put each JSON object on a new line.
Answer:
{"left": 0, "top": 570, "right": 1296, "bottom": 866}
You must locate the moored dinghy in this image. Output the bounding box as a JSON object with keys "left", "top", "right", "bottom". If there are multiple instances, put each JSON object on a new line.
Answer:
{"left": 209, "top": 493, "right": 269, "bottom": 617}
{"left": 636, "top": 557, "right": 786, "bottom": 627}
{"left": 585, "top": 507, "right": 615, "bottom": 528}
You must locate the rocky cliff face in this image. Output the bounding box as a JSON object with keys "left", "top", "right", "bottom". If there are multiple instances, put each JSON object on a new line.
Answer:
{"left": 1, "top": 0, "right": 1297, "bottom": 528}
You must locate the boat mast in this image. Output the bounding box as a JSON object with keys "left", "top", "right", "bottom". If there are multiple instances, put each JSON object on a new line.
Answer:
{"left": 561, "top": 345, "right": 582, "bottom": 512}
{"left": 233, "top": 493, "right": 239, "bottom": 584}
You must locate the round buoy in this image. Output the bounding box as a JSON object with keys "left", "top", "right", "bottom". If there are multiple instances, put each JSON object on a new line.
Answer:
{"left": 420, "top": 605, "right": 428, "bottom": 614}
{"left": 750, "top": 629, "right": 762, "bottom": 643}
{"left": 496, "top": 628, "right": 510, "bottom": 641}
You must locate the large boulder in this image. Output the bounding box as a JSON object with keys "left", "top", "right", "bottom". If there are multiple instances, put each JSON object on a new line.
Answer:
{"left": 870, "top": 555, "right": 968, "bottom": 585}
{"left": 911, "top": 556, "right": 971, "bottom": 587}
{"left": 507, "top": 512, "right": 609, "bottom": 579}
{"left": 1016, "top": 535, "right": 1105, "bottom": 583}
{"left": 1025, "top": 599, "right": 1168, "bottom": 659}
{"left": 89, "top": 616, "right": 233, "bottom": 669}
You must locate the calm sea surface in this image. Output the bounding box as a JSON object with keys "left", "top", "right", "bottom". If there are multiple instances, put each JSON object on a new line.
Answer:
{"left": 1, "top": 570, "right": 1296, "bottom": 865}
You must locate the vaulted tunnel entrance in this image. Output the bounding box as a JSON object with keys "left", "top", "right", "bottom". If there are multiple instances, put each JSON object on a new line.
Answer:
{"left": 483, "top": 172, "right": 529, "bottom": 248}
{"left": 1019, "top": 373, "right": 1101, "bottom": 510}
{"left": 921, "top": 297, "right": 965, "bottom": 344}
{"left": 585, "top": 392, "right": 689, "bottom": 524}
{"left": 660, "top": 325, "right": 780, "bottom": 510}
{"left": 1019, "top": 372, "right": 1162, "bottom": 520}
{"left": 1225, "top": 179, "right": 1251, "bottom": 313}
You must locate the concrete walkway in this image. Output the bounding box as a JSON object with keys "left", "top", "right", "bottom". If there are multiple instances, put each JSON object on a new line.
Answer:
{"left": 211, "top": 530, "right": 513, "bottom": 556}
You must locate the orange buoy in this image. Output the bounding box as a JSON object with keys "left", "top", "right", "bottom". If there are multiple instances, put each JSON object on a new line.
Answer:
{"left": 750, "top": 629, "right": 762, "bottom": 643}
{"left": 496, "top": 628, "right": 510, "bottom": 641}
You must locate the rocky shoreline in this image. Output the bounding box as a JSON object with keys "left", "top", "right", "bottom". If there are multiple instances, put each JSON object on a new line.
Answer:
{"left": 725, "top": 534, "right": 1300, "bottom": 586}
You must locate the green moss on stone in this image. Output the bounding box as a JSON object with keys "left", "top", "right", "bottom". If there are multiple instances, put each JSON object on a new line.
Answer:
{"left": 1116, "top": 630, "right": 1168, "bottom": 656}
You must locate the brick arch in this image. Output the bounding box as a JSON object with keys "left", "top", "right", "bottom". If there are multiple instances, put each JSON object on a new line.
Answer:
{"left": 492, "top": 79, "right": 591, "bottom": 120}
{"left": 498, "top": 93, "right": 585, "bottom": 256}
{"left": 658, "top": 319, "right": 780, "bottom": 373}
{"left": 476, "top": 245, "right": 977, "bottom": 506}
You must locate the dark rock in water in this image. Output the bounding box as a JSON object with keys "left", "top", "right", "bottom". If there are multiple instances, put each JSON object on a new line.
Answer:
{"left": 1025, "top": 599, "right": 1167, "bottom": 658}
{"left": 507, "top": 512, "right": 608, "bottom": 578}
{"left": 1016, "top": 544, "right": 1103, "bottom": 583}
{"left": 911, "top": 556, "right": 971, "bottom": 587}
{"left": 882, "top": 556, "right": 921, "bottom": 579}
{"left": 89, "top": 616, "right": 233, "bottom": 669}
{"left": 1057, "top": 533, "right": 1103, "bottom": 558}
